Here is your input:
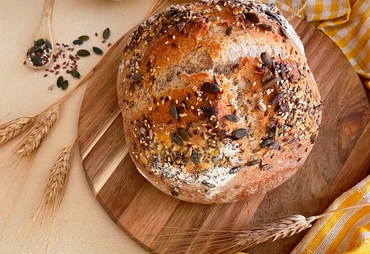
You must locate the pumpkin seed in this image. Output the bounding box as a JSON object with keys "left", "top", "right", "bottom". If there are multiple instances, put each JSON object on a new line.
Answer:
{"left": 31, "top": 56, "right": 42, "bottom": 66}
{"left": 201, "top": 82, "right": 220, "bottom": 93}
{"left": 172, "top": 133, "right": 184, "bottom": 146}
{"left": 229, "top": 166, "right": 241, "bottom": 174}
{"left": 201, "top": 106, "right": 218, "bottom": 118}
{"left": 61, "top": 80, "right": 69, "bottom": 90}
{"left": 35, "top": 39, "right": 45, "bottom": 46}
{"left": 245, "top": 12, "right": 260, "bottom": 23}
{"left": 103, "top": 27, "right": 110, "bottom": 40}
{"left": 226, "top": 26, "right": 233, "bottom": 35}
{"left": 77, "top": 49, "right": 90, "bottom": 57}
{"left": 191, "top": 150, "right": 200, "bottom": 165}
{"left": 260, "top": 24, "right": 272, "bottom": 31}
{"left": 261, "top": 137, "right": 273, "bottom": 148}
{"left": 170, "top": 103, "right": 179, "bottom": 120}
{"left": 279, "top": 102, "right": 290, "bottom": 113}
{"left": 93, "top": 46, "right": 103, "bottom": 55}
{"left": 73, "top": 39, "right": 83, "bottom": 45}
{"left": 71, "top": 69, "right": 81, "bottom": 79}
{"left": 45, "top": 39, "right": 52, "bottom": 49}
{"left": 177, "top": 128, "right": 190, "bottom": 141}
{"left": 132, "top": 72, "right": 142, "bottom": 81}
{"left": 271, "top": 93, "right": 283, "bottom": 105}
{"left": 261, "top": 52, "right": 273, "bottom": 67}
{"left": 78, "top": 35, "right": 89, "bottom": 41}
{"left": 224, "top": 114, "right": 240, "bottom": 123}
{"left": 234, "top": 128, "right": 248, "bottom": 139}
{"left": 57, "top": 76, "right": 64, "bottom": 88}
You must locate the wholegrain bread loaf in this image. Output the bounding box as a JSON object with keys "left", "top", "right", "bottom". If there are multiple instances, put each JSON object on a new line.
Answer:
{"left": 117, "top": 0, "right": 322, "bottom": 204}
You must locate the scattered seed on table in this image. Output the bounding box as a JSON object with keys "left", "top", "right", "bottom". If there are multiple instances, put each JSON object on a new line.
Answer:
{"left": 77, "top": 49, "right": 90, "bottom": 57}
{"left": 78, "top": 35, "right": 89, "bottom": 41}
{"left": 93, "top": 47, "right": 103, "bottom": 55}
{"left": 103, "top": 27, "right": 110, "bottom": 40}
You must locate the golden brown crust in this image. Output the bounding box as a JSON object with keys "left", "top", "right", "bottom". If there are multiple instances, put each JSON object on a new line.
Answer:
{"left": 117, "top": 0, "right": 322, "bottom": 204}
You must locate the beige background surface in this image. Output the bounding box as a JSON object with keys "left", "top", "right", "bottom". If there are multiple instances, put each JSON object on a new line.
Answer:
{"left": 0, "top": 0, "right": 152, "bottom": 253}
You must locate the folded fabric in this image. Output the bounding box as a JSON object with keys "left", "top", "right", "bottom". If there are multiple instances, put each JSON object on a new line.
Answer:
{"left": 291, "top": 174, "right": 370, "bottom": 253}
{"left": 263, "top": 0, "right": 370, "bottom": 82}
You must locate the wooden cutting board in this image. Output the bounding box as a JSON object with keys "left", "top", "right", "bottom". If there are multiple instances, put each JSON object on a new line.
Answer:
{"left": 78, "top": 13, "right": 370, "bottom": 254}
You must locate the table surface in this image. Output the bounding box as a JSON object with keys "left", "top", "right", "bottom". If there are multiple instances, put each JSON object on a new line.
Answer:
{"left": 0, "top": 0, "right": 150, "bottom": 253}
{"left": 0, "top": 1, "right": 368, "bottom": 254}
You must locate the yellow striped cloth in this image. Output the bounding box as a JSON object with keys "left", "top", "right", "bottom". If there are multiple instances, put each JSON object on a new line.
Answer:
{"left": 262, "top": 0, "right": 370, "bottom": 88}
{"left": 291, "top": 174, "right": 370, "bottom": 253}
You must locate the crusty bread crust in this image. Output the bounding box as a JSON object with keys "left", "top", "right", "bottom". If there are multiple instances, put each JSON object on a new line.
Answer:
{"left": 117, "top": 0, "right": 322, "bottom": 204}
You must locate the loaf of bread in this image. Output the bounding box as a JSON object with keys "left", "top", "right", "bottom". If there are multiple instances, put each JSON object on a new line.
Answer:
{"left": 117, "top": 0, "right": 322, "bottom": 204}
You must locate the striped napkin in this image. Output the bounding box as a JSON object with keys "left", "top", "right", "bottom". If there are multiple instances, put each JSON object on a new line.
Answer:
{"left": 263, "top": 0, "right": 370, "bottom": 89}
{"left": 291, "top": 174, "right": 370, "bottom": 253}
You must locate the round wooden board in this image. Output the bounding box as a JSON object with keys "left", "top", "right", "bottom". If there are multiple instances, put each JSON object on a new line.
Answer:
{"left": 78, "top": 14, "right": 370, "bottom": 254}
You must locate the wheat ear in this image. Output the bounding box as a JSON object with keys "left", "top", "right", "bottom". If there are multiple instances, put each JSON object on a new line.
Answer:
{"left": 15, "top": 104, "right": 60, "bottom": 156}
{"left": 32, "top": 141, "right": 75, "bottom": 226}
{"left": 0, "top": 117, "right": 35, "bottom": 146}
{"left": 235, "top": 203, "right": 370, "bottom": 250}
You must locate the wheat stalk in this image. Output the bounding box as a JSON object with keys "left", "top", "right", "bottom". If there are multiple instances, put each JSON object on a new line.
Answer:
{"left": 0, "top": 116, "right": 35, "bottom": 146}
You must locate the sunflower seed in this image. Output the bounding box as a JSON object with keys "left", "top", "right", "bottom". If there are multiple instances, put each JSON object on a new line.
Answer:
{"left": 269, "top": 140, "right": 280, "bottom": 150}
{"left": 245, "top": 12, "right": 260, "bottom": 23}
{"left": 229, "top": 166, "right": 241, "bottom": 174}
{"left": 170, "top": 103, "right": 179, "bottom": 120}
{"left": 201, "top": 82, "right": 220, "bottom": 93}
{"left": 202, "top": 180, "right": 216, "bottom": 188}
{"left": 263, "top": 77, "right": 279, "bottom": 89}
{"left": 247, "top": 159, "right": 261, "bottom": 166}
{"left": 261, "top": 164, "right": 272, "bottom": 171}
{"left": 261, "top": 52, "right": 273, "bottom": 67}
{"left": 224, "top": 114, "right": 240, "bottom": 123}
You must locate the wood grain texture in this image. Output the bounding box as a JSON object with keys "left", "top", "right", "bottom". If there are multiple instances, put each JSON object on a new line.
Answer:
{"left": 78, "top": 14, "right": 370, "bottom": 254}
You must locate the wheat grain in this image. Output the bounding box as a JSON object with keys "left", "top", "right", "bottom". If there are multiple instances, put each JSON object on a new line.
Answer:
{"left": 0, "top": 116, "right": 35, "bottom": 146}
{"left": 15, "top": 104, "right": 59, "bottom": 156}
